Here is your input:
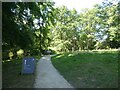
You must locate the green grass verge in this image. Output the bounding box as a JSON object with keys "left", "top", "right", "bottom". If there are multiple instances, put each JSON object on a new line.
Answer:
{"left": 51, "top": 51, "right": 118, "bottom": 88}
{"left": 2, "top": 55, "right": 41, "bottom": 88}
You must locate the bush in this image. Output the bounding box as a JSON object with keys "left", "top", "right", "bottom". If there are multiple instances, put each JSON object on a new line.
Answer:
{"left": 2, "top": 51, "right": 9, "bottom": 60}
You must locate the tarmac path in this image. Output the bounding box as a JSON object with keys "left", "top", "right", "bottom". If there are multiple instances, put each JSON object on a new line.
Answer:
{"left": 34, "top": 55, "right": 74, "bottom": 88}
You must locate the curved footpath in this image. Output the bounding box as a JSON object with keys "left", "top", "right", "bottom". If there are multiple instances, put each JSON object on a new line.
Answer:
{"left": 34, "top": 55, "right": 74, "bottom": 88}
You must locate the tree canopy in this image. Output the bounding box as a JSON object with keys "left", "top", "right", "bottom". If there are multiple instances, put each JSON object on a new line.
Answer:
{"left": 48, "top": 0, "right": 120, "bottom": 52}
{"left": 2, "top": 1, "right": 120, "bottom": 59}
{"left": 2, "top": 2, "right": 55, "bottom": 59}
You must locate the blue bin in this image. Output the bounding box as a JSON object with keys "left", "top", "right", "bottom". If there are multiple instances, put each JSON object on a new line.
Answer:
{"left": 21, "top": 57, "right": 36, "bottom": 74}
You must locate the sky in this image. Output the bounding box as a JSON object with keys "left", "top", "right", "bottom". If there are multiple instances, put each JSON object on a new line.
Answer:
{"left": 53, "top": 0, "right": 104, "bottom": 12}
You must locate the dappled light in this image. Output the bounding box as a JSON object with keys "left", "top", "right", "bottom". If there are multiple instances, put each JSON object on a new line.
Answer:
{"left": 52, "top": 51, "right": 118, "bottom": 88}
{"left": 17, "top": 49, "right": 24, "bottom": 58}
{"left": 2, "top": 1, "right": 119, "bottom": 88}
{"left": 2, "top": 59, "right": 12, "bottom": 63}
{"left": 2, "top": 1, "right": 120, "bottom": 59}
{"left": 54, "top": 54, "right": 65, "bottom": 59}
{"left": 68, "top": 54, "right": 74, "bottom": 57}
{"left": 8, "top": 51, "right": 13, "bottom": 60}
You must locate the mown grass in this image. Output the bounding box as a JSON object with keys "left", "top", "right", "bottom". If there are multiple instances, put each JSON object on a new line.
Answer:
{"left": 2, "top": 55, "right": 41, "bottom": 88}
{"left": 51, "top": 51, "right": 118, "bottom": 88}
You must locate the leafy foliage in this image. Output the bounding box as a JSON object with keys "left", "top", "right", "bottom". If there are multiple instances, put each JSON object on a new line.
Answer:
{"left": 2, "top": 2, "right": 55, "bottom": 59}
{"left": 49, "top": 0, "right": 119, "bottom": 52}
{"left": 2, "top": 0, "right": 119, "bottom": 58}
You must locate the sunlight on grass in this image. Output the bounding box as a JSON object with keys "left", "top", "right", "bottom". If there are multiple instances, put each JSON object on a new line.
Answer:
{"left": 3, "top": 59, "right": 11, "bottom": 62}
{"left": 52, "top": 51, "right": 118, "bottom": 88}
{"left": 68, "top": 54, "right": 74, "bottom": 57}
{"left": 55, "top": 54, "right": 64, "bottom": 59}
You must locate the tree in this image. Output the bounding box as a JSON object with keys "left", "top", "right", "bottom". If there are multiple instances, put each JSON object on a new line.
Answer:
{"left": 2, "top": 2, "right": 55, "bottom": 59}
{"left": 49, "top": 6, "right": 80, "bottom": 52}
{"left": 94, "top": 0, "right": 120, "bottom": 49}
{"left": 48, "top": 0, "right": 119, "bottom": 52}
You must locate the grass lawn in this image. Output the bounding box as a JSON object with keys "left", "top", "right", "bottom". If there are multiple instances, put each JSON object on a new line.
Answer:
{"left": 2, "top": 55, "right": 41, "bottom": 88}
{"left": 51, "top": 51, "right": 118, "bottom": 88}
